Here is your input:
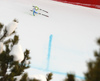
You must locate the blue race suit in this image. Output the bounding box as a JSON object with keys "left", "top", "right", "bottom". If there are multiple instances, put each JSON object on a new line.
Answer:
{"left": 33, "top": 8, "right": 38, "bottom": 16}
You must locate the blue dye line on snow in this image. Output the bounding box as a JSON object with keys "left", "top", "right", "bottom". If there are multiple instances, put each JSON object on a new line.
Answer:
{"left": 30, "top": 34, "right": 85, "bottom": 80}
{"left": 31, "top": 65, "right": 85, "bottom": 80}
{"left": 46, "top": 34, "right": 53, "bottom": 70}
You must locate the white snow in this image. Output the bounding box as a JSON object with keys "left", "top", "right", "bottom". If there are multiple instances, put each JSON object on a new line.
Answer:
{"left": 25, "top": 60, "right": 30, "bottom": 65}
{"left": 0, "top": 42, "right": 3, "bottom": 54}
{"left": 6, "top": 21, "right": 18, "bottom": 36}
{"left": 9, "top": 44, "right": 24, "bottom": 63}
{"left": 0, "top": 0, "right": 100, "bottom": 81}
{"left": 15, "top": 73, "right": 46, "bottom": 81}
{"left": 29, "top": 74, "right": 46, "bottom": 81}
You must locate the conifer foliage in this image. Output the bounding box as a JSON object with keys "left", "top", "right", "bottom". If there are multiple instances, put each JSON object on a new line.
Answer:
{"left": 84, "top": 38, "right": 100, "bottom": 81}
{"left": 0, "top": 19, "right": 31, "bottom": 81}
{"left": 46, "top": 73, "right": 53, "bottom": 81}
{"left": 64, "top": 73, "right": 75, "bottom": 81}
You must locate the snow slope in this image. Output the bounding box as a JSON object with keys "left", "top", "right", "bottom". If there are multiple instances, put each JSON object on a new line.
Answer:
{"left": 0, "top": 0, "right": 100, "bottom": 80}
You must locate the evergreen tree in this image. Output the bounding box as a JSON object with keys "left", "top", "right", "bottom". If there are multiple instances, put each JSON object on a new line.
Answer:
{"left": 64, "top": 73, "right": 75, "bottom": 81}
{"left": 46, "top": 72, "right": 53, "bottom": 81}
{"left": 0, "top": 20, "right": 34, "bottom": 81}
{"left": 20, "top": 73, "right": 28, "bottom": 81}
{"left": 84, "top": 38, "right": 100, "bottom": 81}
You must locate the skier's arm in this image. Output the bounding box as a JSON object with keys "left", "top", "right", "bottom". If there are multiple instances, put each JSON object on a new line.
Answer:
{"left": 35, "top": 11, "right": 38, "bottom": 14}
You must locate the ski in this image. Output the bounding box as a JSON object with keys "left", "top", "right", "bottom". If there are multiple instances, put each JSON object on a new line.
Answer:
{"left": 38, "top": 13, "right": 49, "bottom": 17}
{"left": 32, "top": 6, "right": 48, "bottom": 13}
{"left": 39, "top": 9, "right": 48, "bottom": 13}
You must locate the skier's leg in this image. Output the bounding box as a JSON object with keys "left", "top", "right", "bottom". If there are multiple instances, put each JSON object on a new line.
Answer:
{"left": 33, "top": 11, "right": 35, "bottom": 16}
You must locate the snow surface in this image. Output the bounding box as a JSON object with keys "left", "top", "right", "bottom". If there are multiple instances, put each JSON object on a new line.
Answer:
{"left": 0, "top": 0, "right": 100, "bottom": 80}
{"left": 15, "top": 74, "right": 46, "bottom": 81}
{"left": 6, "top": 21, "right": 18, "bottom": 36}
{"left": 10, "top": 44, "right": 24, "bottom": 63}
{"left": 0, "top": 42, "right": 3, "bottom": 54}
{"left": 30, "top": 74, "right": 47, "bottom": 81}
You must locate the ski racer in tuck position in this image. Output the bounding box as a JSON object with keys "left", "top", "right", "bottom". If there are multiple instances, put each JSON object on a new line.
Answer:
{"left": 32, "top": 6, "right": 39, "bottom": 16}
{"left": 31, "top": 6, "right": 49, "bottom": 17}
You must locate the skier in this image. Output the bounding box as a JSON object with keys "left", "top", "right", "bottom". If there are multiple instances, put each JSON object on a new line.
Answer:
{"left": 32, "top": 6, "right": 39, "bottom": 16}
{"left": 31, "top": 6, "right": 49, "bottom": 17}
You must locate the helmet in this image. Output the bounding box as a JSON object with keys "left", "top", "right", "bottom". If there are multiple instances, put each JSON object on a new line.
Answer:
{"left": 35, "top": 6, "right": 39, "bottom": 11}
